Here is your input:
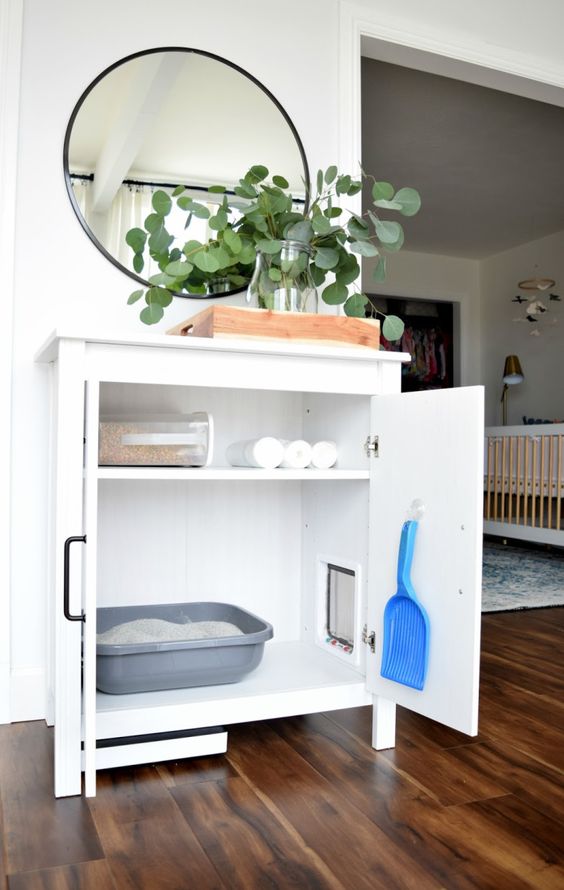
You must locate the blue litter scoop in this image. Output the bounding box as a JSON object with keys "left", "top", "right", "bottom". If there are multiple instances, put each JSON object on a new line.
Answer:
{"left": 380, "top": 519, "right": 430, "bottom": 690}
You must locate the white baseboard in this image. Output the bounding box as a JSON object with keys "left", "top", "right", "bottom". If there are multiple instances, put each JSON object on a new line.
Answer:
{"left": 9, "top": 666, "right": 46, "bottom": 722}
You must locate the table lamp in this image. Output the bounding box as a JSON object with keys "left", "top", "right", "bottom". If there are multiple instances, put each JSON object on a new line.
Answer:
{"left": 501, "top": 355, "right": 524, "bottom": 425}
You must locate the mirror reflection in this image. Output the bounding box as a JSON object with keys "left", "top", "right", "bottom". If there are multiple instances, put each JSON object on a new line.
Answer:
{"left": 64, "top": 49, "right": 308, "bottom": 296}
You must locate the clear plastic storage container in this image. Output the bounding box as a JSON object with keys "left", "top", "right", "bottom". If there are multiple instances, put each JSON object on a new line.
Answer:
{"left": 98, "top": 412, "right": 213, "bottom": 467}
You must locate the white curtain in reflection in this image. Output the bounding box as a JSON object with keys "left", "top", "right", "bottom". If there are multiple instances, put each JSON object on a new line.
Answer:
{"left": 71, "top": 177, "right": 93, "bottom": 219}
{"left": 106, "top": 184, "right": 154, "bottom": 269}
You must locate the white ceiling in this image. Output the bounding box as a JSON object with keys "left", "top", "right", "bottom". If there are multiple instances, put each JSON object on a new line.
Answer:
{"left": 361, "top": 58, "right": 564, "bottom": 259}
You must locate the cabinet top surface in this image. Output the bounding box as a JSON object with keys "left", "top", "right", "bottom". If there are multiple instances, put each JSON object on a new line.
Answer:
{"left": 34, "top": 328, "right": 409, "bottom": 366}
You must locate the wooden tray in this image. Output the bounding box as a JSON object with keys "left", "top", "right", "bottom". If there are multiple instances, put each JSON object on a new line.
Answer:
{"left": 166, "top": 306, "right": 380, "bottom": 350}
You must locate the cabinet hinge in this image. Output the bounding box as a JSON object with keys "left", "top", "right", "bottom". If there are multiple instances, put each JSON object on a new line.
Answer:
{"left": 362, "top": 624, "right": 376, "bottom": 653}
{"left": 364, "top": 435, "right": 379, "bottom": 458}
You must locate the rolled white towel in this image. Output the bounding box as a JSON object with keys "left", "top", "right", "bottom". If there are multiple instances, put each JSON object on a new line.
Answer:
{"left": 310, "top": 440, "right": 338, "bottom": 469}
{"left": 279, "top": 439, "right": 313, "bottom": 469}
{"left": 226, "top": 437, "right": 285, "bottom": 469}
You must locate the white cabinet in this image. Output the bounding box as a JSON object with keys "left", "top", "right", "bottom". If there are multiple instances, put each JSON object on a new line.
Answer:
{"left": 36, "top": 330, "right": 484, "bottom": 798}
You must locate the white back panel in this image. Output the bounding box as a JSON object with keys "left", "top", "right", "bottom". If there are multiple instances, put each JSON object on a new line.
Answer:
{"left": 367, "top": 386, "right": 484, "bottom": 735}
{"left": 97, "top": 480, "right": 302, "bottom": 642}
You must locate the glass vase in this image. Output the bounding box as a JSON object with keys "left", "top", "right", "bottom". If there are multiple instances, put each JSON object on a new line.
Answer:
{"left": 246, "top": 239, "right": 318, "bottom": 313}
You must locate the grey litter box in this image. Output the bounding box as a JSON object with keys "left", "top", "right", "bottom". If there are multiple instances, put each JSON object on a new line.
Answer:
{"left": 96, "top": 602, "right": 273, "bottom": 695}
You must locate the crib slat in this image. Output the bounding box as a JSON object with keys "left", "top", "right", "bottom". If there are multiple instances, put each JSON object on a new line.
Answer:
{"left": 556, "top": 436, "right": 564, "bottom": 531}
{"left": 539, "top": 434, "right": 546, "bottom": 528}
{"left": 486, "top": 437, "right": 493, "bottom": 520}
{"left": 548, "top": 435, "right": 554, "bottom": 528}
{"left": 507, "top": 436, "right": 513, "bottom": 524}
{"left": 501, "top": 436, "right": 507, "bottom": 521}
{"left": 516, "top": 436, "right": 522, "bottom": 525}
{"left": 524, "top": 436, "right": 529, "bottom": 526}
{"left": 532, "top": 437, "right": 538, "bottom": 527}
{"left": 493, "top": 437, "right": 499, "bottom": 520}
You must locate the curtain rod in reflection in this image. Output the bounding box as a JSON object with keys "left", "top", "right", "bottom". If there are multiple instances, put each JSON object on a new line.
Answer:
{"left": 68, "top": 172, "right": 305, "bottom": 203}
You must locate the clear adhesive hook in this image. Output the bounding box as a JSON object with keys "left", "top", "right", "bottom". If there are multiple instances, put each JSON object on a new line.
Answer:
{"left": 408, "top": 499, "right": 426, "bottom": 521}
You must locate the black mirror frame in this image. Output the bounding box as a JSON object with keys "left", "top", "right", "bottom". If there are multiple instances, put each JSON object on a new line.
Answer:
{"left": 63, "top": 46, "right": 310, "bottom": 299}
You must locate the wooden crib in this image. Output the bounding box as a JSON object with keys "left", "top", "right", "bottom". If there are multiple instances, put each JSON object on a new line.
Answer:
{"left": 484, "top": 423, "right": 564, "bottom": 546}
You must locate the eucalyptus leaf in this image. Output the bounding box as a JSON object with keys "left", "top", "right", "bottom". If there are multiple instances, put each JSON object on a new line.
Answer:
{"left": 209, "top": 208, "right": 228, "bottom": 231}
{"left": 269, "top": 267, "right": 282, "bottom": 281}
{"left": 375, "top": 219, "right": 403, "bottom": 245}
{"left": 127, "top": 289, "right": 144, "bottom": 305}
{"left": 125, "top": 228, "right": 147, "bottom": 253}
{"left": 148, "top": 224, "right": 173, "bottom": 254}
{"left": 172, "top": 185, "right": 185, "bottom": 197}
{"left": 208, "top": 185, "right": 226, "bottom": 193}
{"left": 394, "top": 187, "right": 421, "bottom": 217}
{"left": 372, "top": 255, "right": 387, "bottom": 281}
{"left": 372, "top": 181, "right": 394, "bottom": 201}
{"left": 249, "top": 164, "right": 269, "bottom": 182}
{"left": 234, "top": 182, "right": 258, "bottom": 199}
{"left": 223, "top": 228, "right": 242, "bottom": 253}
{"left": 314, "top": 247, "right": 339, "bottom": 270}
{"left": 350, "top": 240, "right": 379, "bottom": 257}
{"left": 336, "top": 174, "right": 352, "bottom": 195}
{"left": 256, "top": 238, "right": 283, "bottom": 254}
{"left": 316, "top": 169, "right": 323, "bottom": 194}
{"left": 347, "top": 182, "right": 362, "bottom": 196}
{"left": 373, "top": 199, "right": 403, "bottom": 211}
{"left": 148, "top": 272, "right": 176, "bottom": 287}
{"left": 348, "top": 216, "right": 370, "bottom": 240}
{"left": 140, "top": 303, "right": 164, "bottom": 325}
{"left": 286, "top": 220, "right": 314, "bottom": 243}
{"left": 312, "top": 214, "right": 331, "bottom": 235}
{"left": 182, "top": 239, "right": 203, "bottom": 257}
{"left": 344, "top": 294, "right": 368, "bottom": 317}
{"left": 272, "top": 175, "right": 289, "bottom": 188}
{"left": 165, "top": 260, "right": 194, "bottom": 277}
{"left": 321, "top": 280, "right": 348, "bottom": 305}
{"left": 382, "top": 315, "right": 405, "bottom": 341}
{"left": 192, "top": 250, "right": 220, "bottom": 274}
{"left": 152, "top": 190, "right": 172, "bottom": 216}
{"left": 324, "top": 165, "right": 338, "bottom": 184}
{"left": 335, "top": 254, "right": 360, "bottom": 285}
{"left": 382, "top": 227, "right": 405, "bottom": 252}
{"left": 311, "top": 265, "right": 327, "bottom": 287}
{"left": 132, "top": 253, "right": 144, "bottom": 274}
{"left": 190, "top": 202, "right": 211, "bottom": 219}
{"left": 143, "top": 213, "right": 163, "bottom": 234}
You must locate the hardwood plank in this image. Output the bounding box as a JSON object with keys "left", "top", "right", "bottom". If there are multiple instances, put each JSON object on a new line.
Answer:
{"left": 226, "top": 722, "right": 446, "bottom": 890}
{"left": 447, "top": 739, "right": 564, "bottom": 824}
{"left": 0, "top": 724, "right": 103, "bottom": 875}
{"left": 479, "top": 673, "right": 564, "bottom": 730}
{"left": 478, "top": 694, "right": 564, "bottom": 771}
{"left": 277, "top": 712, "right": 504, "bottom": 806}
{"left": 327, "top": 704, "right": 488, "bottom": 752}
{"left": 172, "top": 774, "right": 344, "bottom": 889}
{"left": 269, "top": 716, "right": 551, "bottom": 890}
{"left": 87, "top": 765, "right": 225, "bottom": 889}
{"left": 7, "top": 860, "right": 115, "bottom": 890}
{"left": 480, "top": 650, "right": 564, "bottom": 701}
{"left": 156, "top": 754, "right": 238, "bottom": 789}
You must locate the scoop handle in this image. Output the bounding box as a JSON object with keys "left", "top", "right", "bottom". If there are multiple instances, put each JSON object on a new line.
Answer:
{"left": 397, "top": 520, "right": 418, "bottom": 591}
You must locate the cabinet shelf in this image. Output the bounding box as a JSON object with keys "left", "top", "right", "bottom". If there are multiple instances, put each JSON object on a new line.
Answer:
{"left": 96, "top": 467, "right": 370, "bottom": 481}
{"left": 91, "top": 641, "right": 371, "bottom": 740}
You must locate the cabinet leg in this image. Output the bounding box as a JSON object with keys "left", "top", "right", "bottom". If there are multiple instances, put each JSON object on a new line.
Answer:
{"left": 371, "top": 695, "right": 396, "bottom": 749}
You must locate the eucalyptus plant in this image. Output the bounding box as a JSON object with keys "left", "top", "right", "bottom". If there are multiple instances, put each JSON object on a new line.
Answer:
{"left": 125, "top": 189, "right": 256, "bottom": 325}
{"left": 125, "top": 164, "right": 421, "bottom": 341}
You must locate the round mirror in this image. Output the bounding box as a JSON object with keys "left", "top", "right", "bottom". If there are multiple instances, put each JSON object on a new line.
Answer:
{"left": 64, "top": 48, "right": 309, "bottom": 298}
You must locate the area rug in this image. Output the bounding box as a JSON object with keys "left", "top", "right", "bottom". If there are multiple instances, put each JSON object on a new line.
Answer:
{"left": 482, "top": 540, "right": 564, "bottom": 612}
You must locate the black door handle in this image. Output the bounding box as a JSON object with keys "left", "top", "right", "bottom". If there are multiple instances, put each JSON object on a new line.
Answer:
{"left": 63, "top": 535, "right": 86, "bottom": 622}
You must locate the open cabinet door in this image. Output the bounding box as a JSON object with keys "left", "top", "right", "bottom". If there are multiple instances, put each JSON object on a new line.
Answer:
{"left": 366, "top": 386, "right": 484, "bottom": 736}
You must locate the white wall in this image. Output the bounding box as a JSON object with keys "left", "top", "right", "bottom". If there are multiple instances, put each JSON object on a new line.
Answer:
{"left": 8, "top": 0, "right": 340, "bottom": 720}
{"left": 5, "top": 0, "right": 564, "bottom": 721}
{"left": 480, "top": 229, "right": 564, "bottom": 426}
{"left": 364, "top": 250, "right": 481, "bottom": 386}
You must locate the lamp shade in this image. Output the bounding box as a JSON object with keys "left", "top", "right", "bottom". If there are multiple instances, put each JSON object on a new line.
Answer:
{"left": 503, "top": 355, "right": 524, "bottom": 385}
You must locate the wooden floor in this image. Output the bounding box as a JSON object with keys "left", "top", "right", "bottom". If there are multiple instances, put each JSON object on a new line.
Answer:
{"left": 1, "top": 608, "right": 563, "bottom": 889}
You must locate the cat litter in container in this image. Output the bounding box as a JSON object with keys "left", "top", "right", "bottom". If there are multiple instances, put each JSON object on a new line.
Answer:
{"left": 96, "top": 602, "right": 273, "bottom": 694}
